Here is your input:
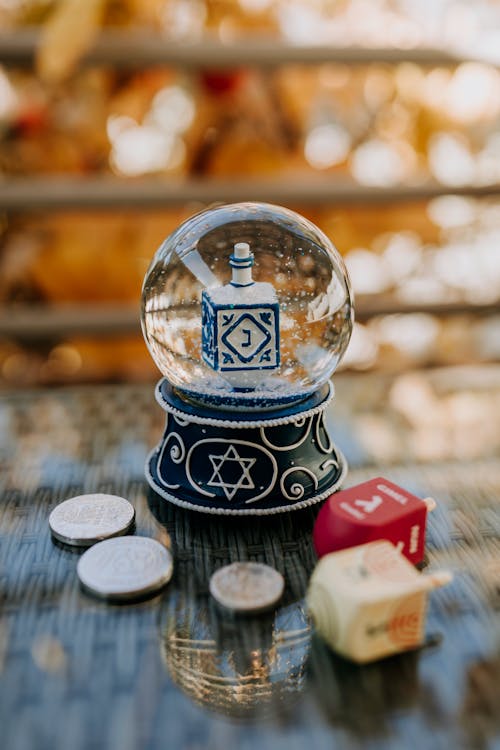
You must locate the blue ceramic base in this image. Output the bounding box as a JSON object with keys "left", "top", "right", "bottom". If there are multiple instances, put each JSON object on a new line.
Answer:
{"left": 146, "top": 379, "right": 347, "bottom": 515}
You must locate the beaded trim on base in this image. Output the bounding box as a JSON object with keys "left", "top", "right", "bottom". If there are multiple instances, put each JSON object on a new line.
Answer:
{"left": 145, "top": 446, "right": 348, "bottom": 516}
{"left": 155, "top": 380, "right": 335, "bottom": 428}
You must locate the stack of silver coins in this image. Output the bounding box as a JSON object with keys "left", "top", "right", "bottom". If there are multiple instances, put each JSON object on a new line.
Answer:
{"left": 49, "top": 494, "right": 285, "bottom": 612}
{"left": 49, "top": 493, "right": 173, "bottom": 601}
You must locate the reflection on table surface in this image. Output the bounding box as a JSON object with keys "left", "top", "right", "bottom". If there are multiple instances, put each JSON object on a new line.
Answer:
{"left": 150, "top": 490, "right": 315, "bottom": 721}
{"left": 0, "top": 365, "right": 499, "bottom": 749}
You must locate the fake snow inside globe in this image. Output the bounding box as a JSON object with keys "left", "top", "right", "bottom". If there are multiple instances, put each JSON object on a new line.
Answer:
{"left": 142, "top": 203, "right": 354, "bottom": 515}
{"left": 142, "top": 202, "right": 353, "bottom": 409}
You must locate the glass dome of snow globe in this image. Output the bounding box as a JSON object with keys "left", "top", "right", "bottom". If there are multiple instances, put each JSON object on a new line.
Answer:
{"left": 141, "top": 202, "right": 353, "bottom": 411}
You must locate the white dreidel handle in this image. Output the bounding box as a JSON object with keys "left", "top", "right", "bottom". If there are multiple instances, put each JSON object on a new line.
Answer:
{"left": 422, "top": 569, "right": 453, "bottom": 591}
{"left": 423, "top": 497, "right": 437, "bottom": 512}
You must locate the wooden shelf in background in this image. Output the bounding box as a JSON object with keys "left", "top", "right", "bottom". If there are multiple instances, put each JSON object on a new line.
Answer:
{"left": 0, "top": 29, "right": 486, "bottom": 69}
{"left": 1, "top": 176, "right": 500, "bottom": 212}
{"left": 1, "top": 301, "right": 498, "bottom": 342}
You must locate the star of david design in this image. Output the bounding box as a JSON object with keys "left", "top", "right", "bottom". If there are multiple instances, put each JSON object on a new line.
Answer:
{"left": 207, "top": 444, "right": 256, "bottom": 501}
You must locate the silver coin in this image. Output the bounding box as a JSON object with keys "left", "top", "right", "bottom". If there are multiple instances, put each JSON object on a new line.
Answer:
{"left": 209, "top": 562, "right": 285, "bottom": 614}
{"left": 49, "top": 493, "right": 135, "bottom": 547}
{"left": 77, "top": 536, "right": 173, "bottom": 601}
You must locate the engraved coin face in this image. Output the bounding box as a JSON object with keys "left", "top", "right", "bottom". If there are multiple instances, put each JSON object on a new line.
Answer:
{"left": 77, "top": 536, "right": 173, "bottom": 601}
{"left": 209, "top": 562, "right": 285, "bottom": 614}
{"left": 49, "top": 494, "right": 135, "bottom": 547}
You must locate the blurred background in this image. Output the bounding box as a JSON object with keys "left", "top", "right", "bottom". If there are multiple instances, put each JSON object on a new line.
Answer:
{"left": 0, "top": 0, "right": 499, "bottom": 389}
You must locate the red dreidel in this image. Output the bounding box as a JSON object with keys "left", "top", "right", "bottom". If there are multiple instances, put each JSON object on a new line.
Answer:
{"left": 313, "top": 477, "right": 436, "bottom": 565}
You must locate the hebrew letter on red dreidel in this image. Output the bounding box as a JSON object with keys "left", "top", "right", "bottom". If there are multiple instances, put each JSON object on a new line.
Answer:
{"left": 313, "top": 477, "right": 436, "bottom": 565}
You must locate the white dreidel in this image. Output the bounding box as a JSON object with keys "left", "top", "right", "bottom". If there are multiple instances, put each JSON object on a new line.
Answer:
{"left": 307, "top": 540, "right": 452, "bottom": 664}
{"left": 201, "top": 241, "right": 280, "bottom": 389}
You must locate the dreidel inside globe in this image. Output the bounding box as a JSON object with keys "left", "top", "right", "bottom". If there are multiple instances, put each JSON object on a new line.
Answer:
{"left": 313, "top": 477, "right": 437, "bottom": 565}
{"left": 201, "top": 241, "right": 280, "bottom": 390}
{"left": 307, "top": 540, "right": 452, "bottom": 663}
{"left": 141, "top": 203, "right": 354, "bottom": 514}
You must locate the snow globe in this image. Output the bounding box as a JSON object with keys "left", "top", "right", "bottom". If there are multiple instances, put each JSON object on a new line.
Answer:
{"left": 141, "top": 202, "right": 353, "bottom": 514}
